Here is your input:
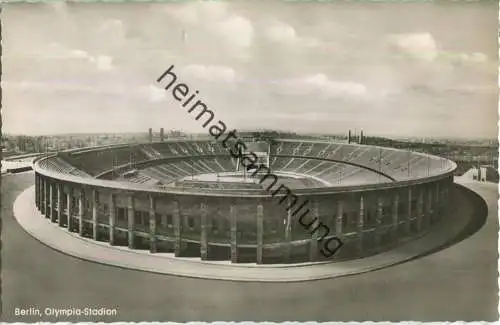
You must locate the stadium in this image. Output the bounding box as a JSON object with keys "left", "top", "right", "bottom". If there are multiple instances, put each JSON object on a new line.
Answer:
{"left": 31, "top": 131, "right": 457, "bottom": 264}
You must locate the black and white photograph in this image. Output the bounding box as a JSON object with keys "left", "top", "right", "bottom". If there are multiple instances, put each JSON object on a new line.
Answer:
{"left": 1, "top": 0, "right": 498, "bottom": 322}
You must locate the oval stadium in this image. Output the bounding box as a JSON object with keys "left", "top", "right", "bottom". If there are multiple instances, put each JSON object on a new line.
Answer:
{"left": 31, "top": 133, "right": 457, "bottom": 264}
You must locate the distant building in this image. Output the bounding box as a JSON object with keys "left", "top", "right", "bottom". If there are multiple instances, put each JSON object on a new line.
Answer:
{"left": 464, "top": 165, "right": 499, "bottom": 183}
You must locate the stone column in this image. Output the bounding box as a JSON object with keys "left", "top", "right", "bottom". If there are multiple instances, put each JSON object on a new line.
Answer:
{"left": 375, "top": 196, "right": 383, "bottom": 248}
{"left": 427, "top": 185, "right": 433, "bottom": 226}
{"left": 92, "top": 189, "right": 98, "bottom": 240}
{"left": 37, "top": 176, "right": 41, "bottom": 211}
{"left": 392, "top": 193, "right": 399, "bottom": 241}
{"left": 230, "top": 203, "right": 238, "bottom": 263}
{"left": 39, "top": 176, "right": 43, "bottom": 211}
{"left": 406, "top": 187, "right": 412, "bottom": 234}
{"left": 256, "top": 202, "right": 264, "bottom": 264}
{"left": 44, "top": 179, "right": 50, "bottom": 218}
{"left": 35, "top": 174, "right": 39, "bottom": 209}
{"left": 109, "top": 193, "right": 116, "bottom": 245}
{"left": 149, "top": 195, "right": 157, "bottom": 253}
{"left": 78, "top": 191, "right": 84, "bottom": 236}
{"left": 335, "top": 200, "right": 344, "bottom": 238}
{"left": 57, "top": 184, "right": 63, "bottom": 226}
{"left": 127, "top": 195, "right": 135, "bottom": 249}
{"left": 200, "top": 201, "right": 208, "bottom": 260}
{"left": 436, "top": 182, "right": 440, "bottom": 199}
{"left": 37, "top": 175, "right": 40, "bottom": 209}
{"left": 50, "top": 183, "right": 56, "bottom": 223}
{"left": 417, "top": 188, "right": 424, "bottom": 232}
{"left": 284, "top": 197, "right": 293, "bottom": 262}
{"left": 309, "top": 200, "right": 320, "bottom": 261}
{"left": 67, "top": 189, "right": 73, "bottom": 231}
{"left": 435, "top": 182, "right": 440, "bottom": 215}
{"left": 357, "top": 195, "right": 364, "bottom": 255}
{"left": 173, "top": 198, "right": 183, "bottom": 256}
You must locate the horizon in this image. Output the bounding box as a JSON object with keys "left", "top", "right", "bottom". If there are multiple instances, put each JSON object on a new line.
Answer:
{"left": 3, "top": 129, "right": 498, "bottom": 143}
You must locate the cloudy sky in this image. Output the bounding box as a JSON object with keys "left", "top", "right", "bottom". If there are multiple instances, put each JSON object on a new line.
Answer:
{"left": 2, "top": 1, "right": 498, "bottom": 139}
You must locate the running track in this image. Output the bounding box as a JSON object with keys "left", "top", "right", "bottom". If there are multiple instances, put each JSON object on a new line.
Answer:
{"left": 1, "top": 172, "right": 498, "bottom": 322}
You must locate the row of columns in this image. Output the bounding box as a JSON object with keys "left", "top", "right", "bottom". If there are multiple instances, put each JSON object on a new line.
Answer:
{"left": 35, "top": 173, "right": 452, "bottom": 263}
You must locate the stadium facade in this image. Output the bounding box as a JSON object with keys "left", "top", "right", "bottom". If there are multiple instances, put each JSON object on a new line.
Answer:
{"left": 32, "top": 135, "right": 456, "bottom": 264}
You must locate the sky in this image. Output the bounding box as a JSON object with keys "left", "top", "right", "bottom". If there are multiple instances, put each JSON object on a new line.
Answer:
{"left": 2, "top": 0, "right": 498, "bottom": 139}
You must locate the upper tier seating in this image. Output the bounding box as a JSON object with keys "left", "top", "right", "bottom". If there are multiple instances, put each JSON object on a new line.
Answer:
{"left": 272, "top": 141, "right": 451, "bottom": 181}
{"left": 39, "top": 156, "right": 92, "bottom": 177}
{"left": 64, "top": 146, "right": 149, "bottom": 176}
{"left": 50, "top": 140, "right": 452, "bottom": 186}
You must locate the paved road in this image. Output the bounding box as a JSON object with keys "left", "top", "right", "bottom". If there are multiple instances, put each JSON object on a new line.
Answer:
{"left": 2, "top": 172, "right": 498, "bottom": 322}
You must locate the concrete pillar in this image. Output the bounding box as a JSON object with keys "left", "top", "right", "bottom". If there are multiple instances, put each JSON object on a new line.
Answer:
{"left": 435, "top": 182, "right": 440, "bottom": 211}
{"left": 38, "top": 176, "right": 42, "bottom": 211}
{"left": 37, "top": 175, "right": 40, "bottom": 209}
{"left": 392, "top": 193, "right": 399, "bottom": 240}
{"left": 173, "top": 198, "right": 182, "bottom": 256}
{"left": 443, "top": 183, "right": 449, "bottom": 213}
{"left": 57, "top": 184, "right": 63, "bottom": 226}
{"left": 200, "top": 201, "right": 208, "bottom": 260}
{"left": 230, "top": 203, "right": 238, "bottom": 263}
{"left": 375, "top": 196, "right": 383, "bottom": 247}
{"left": 38, "top": 176, "right": 42, "bottom": 212}
{"left": 35, "top": 174, "right": 39, "bottom": 209}
{"left": 38, "top": 175, "right": 42, "bottom": 211}
{"left": 92, "top": 189, "right": 98, "bottom": 240}
{"left": 417, "top": 188, "right": 424, "bottom": 232}
{"left": 36, "top": 175, "right": 40, "bottom": 211}
{"left": 44, "top": 179, "right": 50, "bottom": 218}
{"left": 406, "top": 187, "right": 412, "bottom": 234}
{"left": 335, "top": 200, "right": 344, "bottom": 237}
{"left": 358, "top": 195, "right": 364, "bottom": 254}
{"left": 149, "top": 195, "right": 157, "bottom": 253}
{"left": 427, "top": 185, "right": 433, "bottom": 226}
{"left": 67, "top": 189, "right": 73, "bottom": 231}
{"left": 284, "top": 197, "right": 293, "bottom": 262}
{"left": 127, "top": 196, "right": 135, "bottom": 249}
{"left": 109, "top": 194, "right": 116, "bottom": 245}
{"left": 256, "top": 203, "right": 264, "bottom": 264}
{"left": 309, "top": 200, "right": 320, "bottom": 261}
{"left": 78, "top": 192, "right": 84, "bottom": 236}
{"left": 50, "top": 183, "right": 56, "bottom": 223}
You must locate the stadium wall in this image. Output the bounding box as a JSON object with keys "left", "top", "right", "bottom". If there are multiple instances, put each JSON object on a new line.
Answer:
{"left": 33, "top": 155, "right": 455, "bottom": 264}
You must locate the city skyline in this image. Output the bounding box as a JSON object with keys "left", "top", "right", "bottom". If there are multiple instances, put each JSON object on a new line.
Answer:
{"left": 2, "top": 1, "right": 498, "bottom": 139}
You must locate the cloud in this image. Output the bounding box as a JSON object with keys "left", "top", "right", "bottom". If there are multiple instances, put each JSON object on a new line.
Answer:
{"left": 99, "top": 19, "right": 125, "bottom": 35}
{"left": 181, "top": 64, "right": 237, "bottom": 83}
{"left": 388, "top": 33, "right": 489, "bottom": 64}
{"left": 264, "top": 21, "right": 322, "bottom": 49}
{"left": 91, "top": 55, "right": 114, "bottom": 71}
{"left": 212, "top": 15, "right": 254, "bottom": 48}
{"left": 278, "top": 74, "right": 367, "bottom": 98}
{"left": 166, "top": 2, "right": 253, "bottom": 51}
{"left": 2, "top": 80, "right": 124, "bottom": 96}
{"left": 447, "top": 52, "right": 488, "bottom": 64}
{"left": 266, "top": 22, "right": 297, "bottom": 43}
{"left": 388, "top": 33, "right": 438, "bottom": 62}
{"left": 167, "top": 1, "right": 228, "bottom": 25}
{"left": 139, "top": 84, "right": 167, "bottom": 103}
{"left": 17, "top": 43, "right": 116, "bottom": 72}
